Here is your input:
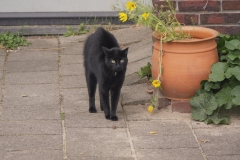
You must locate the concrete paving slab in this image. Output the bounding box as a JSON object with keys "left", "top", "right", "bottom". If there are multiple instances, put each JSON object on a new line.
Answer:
{"left": 6, "top": 60, "right": 58, "bottom": 73}
{"left": 207, "top": 155, "right": 240, "bottom": 160}
{"left": 0, "top": 135, "right": 62, "bottom": 150}
{"left": 0, "top": 120, "right": 61, "bottom": 135}
{"left": 1, "top": 149, "right": 62, "bottom": 160}
{"left": 1, "top": 106, "right": 60, "bottom": 120}
{"left": 65, "top": 112, "right": 126, "bottom": 128}
{"left": 5, "top": 71, "right": 59, "bottom": 85}
{"left": 20, "top": 38, "right": 58, "bottom": 49}
{"left": 7, "top": 50, "right": 58, "bottom": 62}
{"left": 4, "top": 84, "right": 59, "bottom": 97}
{"left": 128, "top": 120, "right": 193, "bottom": 136}
{"left": 68, "top": 156, "right": 134, "bottom": 160}
{"left": 136, "top": 148, "right": 204, "bottom": 160}
{"left": 0, "top": 49, "right": 6, "bottom": 56}
{"left": 60, "top": 54, "right": 83, "bottom": 64}
{"left": 62, "top": 88, "right": 89, "bottom": 100}
{"left": 132, "top": 134, "right": 198, "bottom": 149}
{"left": 62, "top": 98, "right": 89, "bottom": 113}
{"left": 3, "top": 96, "right": 60, "bottom": 107}
{"left": 0, "top": 55, "right": 5, "bottom": 67}
{"left": 124, "top": 73, "right": 148, "bottom": 86}
{"left": 126, "top": 56, "right": 152, "bottom": 76}
{"left": 194, "top": 128, "right": 240, "bottom": 156}
{"left": 127, "top": 39, "right": 152, "bottom": 63}
{"left": 66, "top": 128, "right": 131, "bottom": 158}
{"left": 58, "top": 35, "right": 87, "bottom": 44}
{"left": 60, "top": 63, "right": 83, "bottom": 76}
{"left": 121, "top": 83, "right": 151, "bottom": 105}
{"left": 111, "top": 26, "right": 152, "bottom": 46}
{"left": 61, "top": 75, "right": 86, "bottom": 89}
{"left": 123, "top": 104, "right": 190, "bottom": 122}
{"left": 59, "top": 42, "right": 84, "bottom": 55}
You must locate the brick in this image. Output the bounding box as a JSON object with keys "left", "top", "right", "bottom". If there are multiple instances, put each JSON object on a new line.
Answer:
{"left": 176, "top": 14, "right": 199, "bottom": 25}
{"left": 178, "top": 0, "right": 220, "bottom": 12}
{"left": 207, "top": 26, "right": 240, "bottom": 35}
{"left": 171, "top": 100, "right": 192, "bottom": 113}
{"left": 152, "top": 0, "right": 176, "bottom": 11}
{"left": 201, "top": 13, "right": 240, "bottom": 25}
{"left": 222, "top": 0, "right": 240, "bottom": 10}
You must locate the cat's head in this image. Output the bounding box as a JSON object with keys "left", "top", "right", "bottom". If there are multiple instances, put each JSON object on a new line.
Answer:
{"left": 102, "top": 46, "right": 128, "bottom": 72}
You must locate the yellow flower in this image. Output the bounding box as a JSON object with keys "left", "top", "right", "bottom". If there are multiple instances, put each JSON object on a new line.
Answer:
{"left": 142, "top": 12, "right": 150, "bottom": 20}
{"left": 126, "top": 1, "right": 136, "bottom": 11}
{"left": 152, "top": 80, "right": 161, "bottom": 88}
{"left": 119, "top": 12, "right": 128, "bottom": 22}
{"left": 148, "top": 105, "right": 154, "bottom": 113}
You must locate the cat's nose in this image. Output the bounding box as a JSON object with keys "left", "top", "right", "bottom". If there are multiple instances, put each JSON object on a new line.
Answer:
{"left": 115, "top": 66, "right": 122, "bottom": 71}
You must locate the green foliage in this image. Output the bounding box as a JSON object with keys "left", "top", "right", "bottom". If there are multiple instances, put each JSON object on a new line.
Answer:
{"left": 0, "top": 32, "right": 30, "bottom": 49}
{"left": 191, "top": 33, "right": 240, "bottom": 125}
{"left": 137, "top": 62, "right": 152, "bottom": 80}
{"left": 63, "top": 23, "right": 89, "bottom": 37}
{"left": 60, "top": 112, "right": 66, "bottom": 120}
{"left": 113, "top": 0, "right": 189, "bottom": 42}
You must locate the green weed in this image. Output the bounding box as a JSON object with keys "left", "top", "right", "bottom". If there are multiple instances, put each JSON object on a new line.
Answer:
{"left": 0, "top": 32, "right": 30, "bottom": 50}
{"left": 63, "top": 23, "right": 89, "bottom": 37}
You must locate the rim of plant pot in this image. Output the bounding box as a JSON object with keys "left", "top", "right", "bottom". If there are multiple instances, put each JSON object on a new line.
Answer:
{"left": 152, "top": 26, "right": 218, "bottom": 43}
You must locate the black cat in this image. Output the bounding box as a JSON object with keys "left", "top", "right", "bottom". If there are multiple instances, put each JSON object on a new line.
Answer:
{"left": 83, "top": 27, "right": 128, "bottom": 121}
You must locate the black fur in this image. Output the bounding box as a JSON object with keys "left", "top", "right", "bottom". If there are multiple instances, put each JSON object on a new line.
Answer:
{"left": 83, "top": 27, "right": 128, "bottom": 121}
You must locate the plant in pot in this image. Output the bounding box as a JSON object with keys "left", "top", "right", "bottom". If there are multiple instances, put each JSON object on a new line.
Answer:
{"left": 113, "top": 0, "right": 219, "bottom": 112}
{"left": 190, "top": 33, "right": 240, "bottom": 125}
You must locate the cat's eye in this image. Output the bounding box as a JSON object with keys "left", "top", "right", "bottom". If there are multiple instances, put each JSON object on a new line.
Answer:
{"left": 120, "top": 60, "right": 124, "bottom": 63}
{"left": 111, "top": 60, "right": 116, "bottom": 63}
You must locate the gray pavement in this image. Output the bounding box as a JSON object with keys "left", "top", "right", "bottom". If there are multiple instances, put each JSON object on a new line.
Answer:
{"left": 0, "top": 26, "right": 240, "bottom": 160}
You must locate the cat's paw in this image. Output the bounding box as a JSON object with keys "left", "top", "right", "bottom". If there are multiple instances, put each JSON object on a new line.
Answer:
{"left": 111, "top": 116, "right": 118, "bottom": 121}
{"left": 105, "top": 115, "right": 111, "bottom": 120}
{"left": 89, "top": 108, "right": 97, "bottom": 113}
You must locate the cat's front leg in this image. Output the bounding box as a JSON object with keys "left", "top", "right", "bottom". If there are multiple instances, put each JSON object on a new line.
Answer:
{"left": 99, "top": 87, "right": 111, "bottom": 120}
{"left": 110, "top": 88, "right": 121, "bottom": 121}
{"left": 86, "top": 73, "right": 97, "bottom": 113}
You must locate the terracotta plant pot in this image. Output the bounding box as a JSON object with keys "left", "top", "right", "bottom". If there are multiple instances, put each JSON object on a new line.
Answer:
{"left": 152, "top": 26, "right": 219, "bottom": 100}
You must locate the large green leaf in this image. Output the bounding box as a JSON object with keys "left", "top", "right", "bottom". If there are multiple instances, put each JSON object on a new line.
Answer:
{"left": 231, "top": 85, "right": 240, "bottom": 105}
{"left": 227, "top": 50, "right": 240, "bottom": 61}
{"left": 225, "top": 39, "right": 240, "bottom": 50}
{"left": 204, "top": 111, "right": 230, "bottom": 125}
{"left": 215, "top": 86, "right": 233, "bottom": 109}
{"left": 225, "top": 66, "right": 240, "bottom": 81}
{"left": 190, "top": 91, "right": 218, "bottom": 121}
{"left": 209, "top": 62, "right": 228, "bottom": 82}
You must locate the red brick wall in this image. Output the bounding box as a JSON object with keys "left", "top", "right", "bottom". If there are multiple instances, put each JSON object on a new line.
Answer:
{"left": 152, "top": 0, "right": 240, "bottom": 35}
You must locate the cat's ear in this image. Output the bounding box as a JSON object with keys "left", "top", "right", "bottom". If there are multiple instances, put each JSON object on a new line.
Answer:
{"left": 102, "top": 46, "right": 111, "bottom": 57}
{"left": 122, "top": 47, "right": 128, "bottom": 57}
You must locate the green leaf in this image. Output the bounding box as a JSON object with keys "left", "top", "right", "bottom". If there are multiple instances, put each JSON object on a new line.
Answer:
{"left": 231, "top": 85, "right": 240, "bottom": 105}
{"left": 137, "top": 62, "right": 152, "bottom": 80}
{"left": 225, "top": 66, "right": 240, "bottom": 81}
{"left": 225, "top": 39, "right": 240, "bottom": 50}
{"left": 218, "top": 33, "right": 230, "bottom": 39}
{"left": 215, "top": 86, "right": 233, "bottom": 109}
{"left": 202, "top": 81, "right": 220, "bottom": 91}
{"left": 190, "top": 91, "right": 218, "bottom": 121}
{"left": 227, "top": 50, "right": 240, "bottom": 61}
{"left": 204, "top": 112, "right": 230, "bottom": 125}
{"left": 209, "top": 62, "right": 228, "bottom": 82}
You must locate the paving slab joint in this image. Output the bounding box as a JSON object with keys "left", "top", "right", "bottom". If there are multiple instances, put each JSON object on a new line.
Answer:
{"left": 57, "top": 37, "right": 68, "bottom": 159}
{"left": 0, "top": 50, "right": 8, "bottom": 117}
